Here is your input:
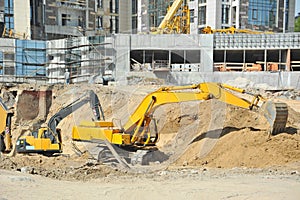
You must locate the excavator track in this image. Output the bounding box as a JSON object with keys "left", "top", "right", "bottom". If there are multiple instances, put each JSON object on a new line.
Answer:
{"left": 262, "top": 101, "right": 288, "bottom": 135}
{"left": 84, "top": 140, "right": 170, "bottom": 172}
{"left": 84, "top": 140, "right": 131, "bottom": 170}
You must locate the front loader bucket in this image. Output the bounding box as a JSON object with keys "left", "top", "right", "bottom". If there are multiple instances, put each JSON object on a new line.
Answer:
{"left": 261, "top": 101, "right": 288, "bottom": 135}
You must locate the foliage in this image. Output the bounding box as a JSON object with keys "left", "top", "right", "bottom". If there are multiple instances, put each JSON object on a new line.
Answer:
{"left": 295, "top": 17, "right": 300, "bottom": 32}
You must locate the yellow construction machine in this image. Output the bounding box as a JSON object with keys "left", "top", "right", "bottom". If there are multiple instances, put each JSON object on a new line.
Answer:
{"left": 0, "top": 98, "right": 13, "bottom": 153}
{"left": 16, "top": 90, "right": 104, "bottom": 155}
{"left": 202, "top": 26, "right": 273, "bottom": 34}
{"left": 1, "top": 25, "right": 28, "bottom": 39}
{"left": 152, "top": 0, "right": 190, "bottom": 34}
{"left": 72, "top": 82, "right": 288, "bottom": 149}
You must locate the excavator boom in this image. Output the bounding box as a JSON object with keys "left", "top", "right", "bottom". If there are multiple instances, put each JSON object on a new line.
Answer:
{"left": 122, "top": 82, "right": 287, "bottom": 144}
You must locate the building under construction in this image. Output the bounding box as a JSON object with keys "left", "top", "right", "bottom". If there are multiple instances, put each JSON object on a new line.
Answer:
{"left": 0, "top": 0, "right": 299, "bottom": 88}
{"left": 0, "top": 32, "right": 299, "bottom": 88}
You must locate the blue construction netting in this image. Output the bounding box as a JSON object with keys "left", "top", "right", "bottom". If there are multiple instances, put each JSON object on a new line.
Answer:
{"left": 15, "top": 40, "right": 47, "bottom": 76}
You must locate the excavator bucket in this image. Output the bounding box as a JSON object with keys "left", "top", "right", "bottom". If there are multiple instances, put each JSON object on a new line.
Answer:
{"left": 261, "top": 101, "right": 288, "bottom": 135}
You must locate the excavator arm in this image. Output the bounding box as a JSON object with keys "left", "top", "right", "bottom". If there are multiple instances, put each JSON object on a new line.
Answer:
{"left": 122, "top": 82, "right": 287, "bottom": 145}
{"left": 46, "top": 90, "right": 104, "bottom": 144}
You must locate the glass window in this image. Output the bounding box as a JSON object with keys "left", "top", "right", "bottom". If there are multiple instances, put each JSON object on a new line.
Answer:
{"left": 0, "top": 52, "right": 3, "bottom": 75}
{"left": 110, "top": 17, "right": 113, "bottom": 33}
{"left": 132, "top": 16, "right": 137, "bottom": 33}
{"left": 190, "top": 9, "right": 194, "bottom": 23}
{"left": 4, "top": 0, "right": 14, "bottom": 30}
{"left": 62, "top": 14, "right": 70, "bottom": 26}
{"left": 115, "top": 0, "right": 119, "bottom": 14}
{"left": 96, "top": 16, "right": 103, "bottom": 30}
{"left": 198, "top": 6, "right": 206, "bottom": 25}
{"left": 248, "top": 0, "right": 277, "bottom": 27}
{"left": 115, "top": 16, "right": 119, "bottom": 33}
{"left": 252, "top": 9, "right": 258, "bottom": 20}
{"left": 132, "top": 0, "right": 137, "bottom": 14}
{"left": 16, "top": 40, "right": 46, "bottom": 76}
{"left": 110, "top": 0, "right": 113, "bottom": 13}
{"left": 222, "top": 4, "right": 230, "bottom": 24}
{"left": 97, "top": 0, "right": 103, "bottom": 8}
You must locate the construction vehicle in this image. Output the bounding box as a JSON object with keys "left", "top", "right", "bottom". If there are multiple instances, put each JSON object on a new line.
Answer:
{"left": 152, "top": 0, "right": 190, "bottom": 34}
{"left": 202, "top": 26, "right": 273, "bottom": 34}
{"left": 72, "top": 82, "right": 288, "bottom": 163}
{"left": 0, "top": 98, "right": 13, "bottom": 153}
{"left": 16, "top": 90, "right": 104, "bottom": 155}
{"left": 1, "top": 25, "right": 28, "bottom": 39}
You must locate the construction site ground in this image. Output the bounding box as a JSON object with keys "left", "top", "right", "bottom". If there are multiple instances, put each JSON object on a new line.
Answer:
{"left": 1, "top": 83, "right": 300, "bottom": 199}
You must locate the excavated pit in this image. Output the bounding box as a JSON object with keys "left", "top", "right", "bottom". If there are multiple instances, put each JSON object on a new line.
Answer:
{"left": 0, "top": 83, "right": 300, "bottom": 179}
{"left": 16, "top": 90, "right": 52, "bottom": 123}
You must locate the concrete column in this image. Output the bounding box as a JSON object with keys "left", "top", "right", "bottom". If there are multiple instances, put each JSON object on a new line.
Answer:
{"left": 286, "top": 49, "right": 291, "bottom": 71}
{"left": 200, "top": 34, "right": 214, "bottom": 72}
{"left": 168, "top": 50, "right": 171, "bottom": 69}
{"left": 38, "top": 90, "right": 48, "bottom": 120}
{"left": 279, "top": 49, "right": 282, "bottom": 70}
{"left": 14, "top": 0, "right": 31, "bottom": 39}
{"left": 184, "top": 50, "right": 186, "bottom": 65}
{"left": 114, "top": 34, "right": 131, "bottom": 85}
{"left": 264, "top": 49, "right": 267, "bottom": 71}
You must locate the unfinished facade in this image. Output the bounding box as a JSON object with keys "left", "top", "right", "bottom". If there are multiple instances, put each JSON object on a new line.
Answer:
{"left": 27, "top": 0, "right": 131, "bottom": 40}
{"left": 189, "top": 0, "right": 296, "bottom": 34}
{"left": 0, "top": 33, "right": 299, "bottom": 87}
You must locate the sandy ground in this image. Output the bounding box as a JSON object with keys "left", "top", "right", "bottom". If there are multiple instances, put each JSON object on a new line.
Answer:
{"left": 1, "top": 168, "right": 300, "bottom": 200}
{"left": 1, "top": 83, "right": 300, "bottom": 199}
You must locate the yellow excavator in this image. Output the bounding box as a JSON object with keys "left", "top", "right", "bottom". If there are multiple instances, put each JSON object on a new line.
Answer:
{"left": 16, "top": 90, "right": 104, "bottom": 155}
{"left": 0, "top": 98, "right": 13, "bottom": 153}
{"left": 72, "top": 82, "right": 288, "bottom": 149}
{"left": 152, "top": 0, "right": 190, "bottom": 34}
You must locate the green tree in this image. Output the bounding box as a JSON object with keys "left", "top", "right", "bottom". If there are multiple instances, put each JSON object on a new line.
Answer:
{"left": 295, "top": 17, "right": 300, "bottom": 32}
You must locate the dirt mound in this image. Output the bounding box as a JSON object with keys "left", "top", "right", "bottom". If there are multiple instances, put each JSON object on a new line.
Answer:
{"left": 0, "top": 154, "right": 123, "bottom": 181}
{"left": 171, "top": 104, "right": 300, "bottom": 168}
